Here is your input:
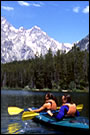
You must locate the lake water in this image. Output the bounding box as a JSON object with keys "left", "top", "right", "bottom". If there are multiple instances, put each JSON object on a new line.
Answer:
{"left": 1, "top": 89, "right": 89, "bottom": 134}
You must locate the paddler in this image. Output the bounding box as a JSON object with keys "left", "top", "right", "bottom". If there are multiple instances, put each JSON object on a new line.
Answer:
{"left": 47, "top": 94, "right": 80, "bottom": 120}
{"left": 28, "top": 93, "right": 58, "bottom": 113}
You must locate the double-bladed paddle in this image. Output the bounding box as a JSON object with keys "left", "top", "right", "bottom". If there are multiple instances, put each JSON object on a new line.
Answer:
{"left": 8, "top": 104, "right": 83, "bottom": 116}
{"left": 22, "top": 104, "right": 84, "bottom": 120}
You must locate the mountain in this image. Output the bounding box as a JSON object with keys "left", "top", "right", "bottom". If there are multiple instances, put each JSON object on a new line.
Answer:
{"left": 1, "top": 16, "right": 74, "bottom": 63}
{"left": 75, "top": 34, "right": 89, "bottom": 51}
{"left": 1, "top": 16, "right": 88, "bottom": 64}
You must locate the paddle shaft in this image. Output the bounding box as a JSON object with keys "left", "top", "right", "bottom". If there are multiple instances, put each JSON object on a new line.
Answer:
{"left": 22, "top": 104, "right": 83, "bottom": 120}
{"left": 8, "top": 104, "right": 83, "bottom": 116}
{"left": 22, "top": 105, "right": 83, "bottom": 121}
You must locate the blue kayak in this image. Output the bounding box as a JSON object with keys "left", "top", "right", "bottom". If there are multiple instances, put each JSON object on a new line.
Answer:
{"left": 33, "top": 113, "right": 89, "bottom": 133}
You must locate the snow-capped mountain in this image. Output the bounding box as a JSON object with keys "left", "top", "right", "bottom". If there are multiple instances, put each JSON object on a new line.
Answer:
{"left": 1, "top": 16, "right": 88, "bottom": 64}
{"left": 75, "top": 34, "right": 89, "bottom": 51}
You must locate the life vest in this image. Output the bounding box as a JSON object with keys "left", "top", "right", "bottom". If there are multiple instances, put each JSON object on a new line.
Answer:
{"left": 46, "top": 99, "right": 57, "bottom": 110}
{"left": 64, "top": 103, "right": 77, "bottom": 116}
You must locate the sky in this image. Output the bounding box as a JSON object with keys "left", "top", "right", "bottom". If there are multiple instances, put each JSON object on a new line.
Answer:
{"left": 1, "top": 1, "right": 89, "bottom": 44}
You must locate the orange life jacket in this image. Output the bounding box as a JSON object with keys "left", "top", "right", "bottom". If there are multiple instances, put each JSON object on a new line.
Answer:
{"left": 64, "top": 103, "right": 77, "bottom": 116}
{"left": 46, "top": 99, "right": 57, "bottom": 110}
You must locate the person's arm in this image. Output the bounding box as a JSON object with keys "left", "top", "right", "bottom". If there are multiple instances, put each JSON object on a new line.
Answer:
{"left": 47, "top": 110, "right": 53, "bottom": 116}
{"left": 47, "top": 105, "right": 69, "bottom": 120}
{"left": 55, "top": 105, "right": 69, "bottom": 120}
{"left": 28, "top": 103, "right": 50, "bottom": 113}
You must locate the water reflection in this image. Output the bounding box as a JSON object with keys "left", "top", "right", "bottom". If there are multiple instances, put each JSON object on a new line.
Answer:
{"left": 7, "top": 122, "right": 22, "bottom": 134}
{"left": 1, "top": 90, "right": 89, "bottom": 134}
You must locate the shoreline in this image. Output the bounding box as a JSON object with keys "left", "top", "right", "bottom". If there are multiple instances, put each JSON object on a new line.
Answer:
{"left": 1, "top": 87, "right": 89, "bottom": 93}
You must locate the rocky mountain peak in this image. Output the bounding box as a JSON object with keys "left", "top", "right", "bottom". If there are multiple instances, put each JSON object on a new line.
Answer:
{"left": 1, "top": 16, "right": 89, "bottom": 64}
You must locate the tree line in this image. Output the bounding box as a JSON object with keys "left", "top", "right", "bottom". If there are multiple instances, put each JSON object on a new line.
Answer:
{"left": 1, "top": 44, "right": 89, "bottom": 91}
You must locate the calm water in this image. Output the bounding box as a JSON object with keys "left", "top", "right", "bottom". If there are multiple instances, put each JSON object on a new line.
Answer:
{"left": 1, "top": 89, "right": 89, "bottom": 134}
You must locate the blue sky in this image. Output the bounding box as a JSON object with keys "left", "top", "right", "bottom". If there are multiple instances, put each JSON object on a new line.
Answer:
{"left": 1, "top": 1, "right": 89, "bottom": 43}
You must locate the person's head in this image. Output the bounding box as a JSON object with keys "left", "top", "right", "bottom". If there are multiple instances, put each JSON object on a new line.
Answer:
{"left": 66, "top": 94, "right": 72, "bottom": 103}
{"left": 61, "top": 94, "right": 67, "bottom": 104}
{"left": 62, "top": 94, "right": 72, "bottom": 104}
{"left": 45, "top": 93, "right": 54, "bottom": 100}
{"left": 45, "top": 93, "right": 58, "bottom": 105}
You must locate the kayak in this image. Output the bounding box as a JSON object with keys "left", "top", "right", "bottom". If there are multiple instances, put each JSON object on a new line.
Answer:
{"left": 33, "top": 112, "right": 89, "bottom": 133}
{"left": 8, "top": 105, "right": 89, "bottom": 133}
{"left": 22, "top": 106, "right": 89, "bottom": 134}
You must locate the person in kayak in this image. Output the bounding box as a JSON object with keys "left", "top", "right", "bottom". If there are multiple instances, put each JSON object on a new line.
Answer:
{"left": 28, "top": 93, "right": 58, "bottom": 113}
{"left": 47, "top": 94, "right": 80, "bottom": 120}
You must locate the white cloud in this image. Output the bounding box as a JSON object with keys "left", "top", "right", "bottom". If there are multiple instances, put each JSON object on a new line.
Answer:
{"left": 32, "top": 3, "right": 41, "bottom": 7}
{"left": 73, "top": 6, "right": 80, "bottom": 13}
{"left": 82, "top": 6, "right": 89, "bottom": 13}
{"left": 18, "top": 1, "right": 30, "bottom": 6}
{"left": 17, "top": 1, "right": 43, "bottom": 7}
{"left": 1, "top": 6, "right": 14, "bottom": 11}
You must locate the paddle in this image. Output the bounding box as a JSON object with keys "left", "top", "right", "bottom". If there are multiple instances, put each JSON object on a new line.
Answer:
{"left": 57, "top": 104, "right": 83, "bottom": 111}
{"left": 22, "top": 104, "right": 83, "bottom": 120}
{"left": 8, "top": 104, "right": 83, "bottom": 116}
{"left": 22, "top": 104, "right": 84, "bottom": 120}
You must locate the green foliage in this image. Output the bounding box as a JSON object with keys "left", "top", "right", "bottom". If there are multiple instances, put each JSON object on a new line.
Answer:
{"left": 1, "top": 46, "right": 89, "bottom": 91}
{"left": 69, "top": 81, "right": 76, "bottom": 90}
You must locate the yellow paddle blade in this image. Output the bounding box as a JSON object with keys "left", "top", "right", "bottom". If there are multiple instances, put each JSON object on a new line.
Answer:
{"left": 8, "top": 107, "right": 24, "bottom": 115}
{"left": 76, "top": 104, "right": 83, "bottom": 112}
{"left": 22, "top": 111, "right": 39, "bottom": 121}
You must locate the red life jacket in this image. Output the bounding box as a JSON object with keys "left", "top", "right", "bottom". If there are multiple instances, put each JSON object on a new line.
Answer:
{"left": 64, "top": 103, "right": 77, "bottom": 116}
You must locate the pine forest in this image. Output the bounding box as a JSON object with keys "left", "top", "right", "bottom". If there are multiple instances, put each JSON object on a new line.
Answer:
{"left": 1, "top": 45, "right": 89, "bottom": 92}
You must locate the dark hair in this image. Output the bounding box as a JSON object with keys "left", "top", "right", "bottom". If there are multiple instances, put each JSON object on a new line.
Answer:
{"left": 46, "top": 93, "right": 58, "bottom": 105}
{"left": 62, "top": 94, "right": 72, "bottom": 103}
{"left": 66, "top": 94, "right": 72, "bottom": 103}
{"left": 63, "top": 94, "right": 67, "bottom": 100}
